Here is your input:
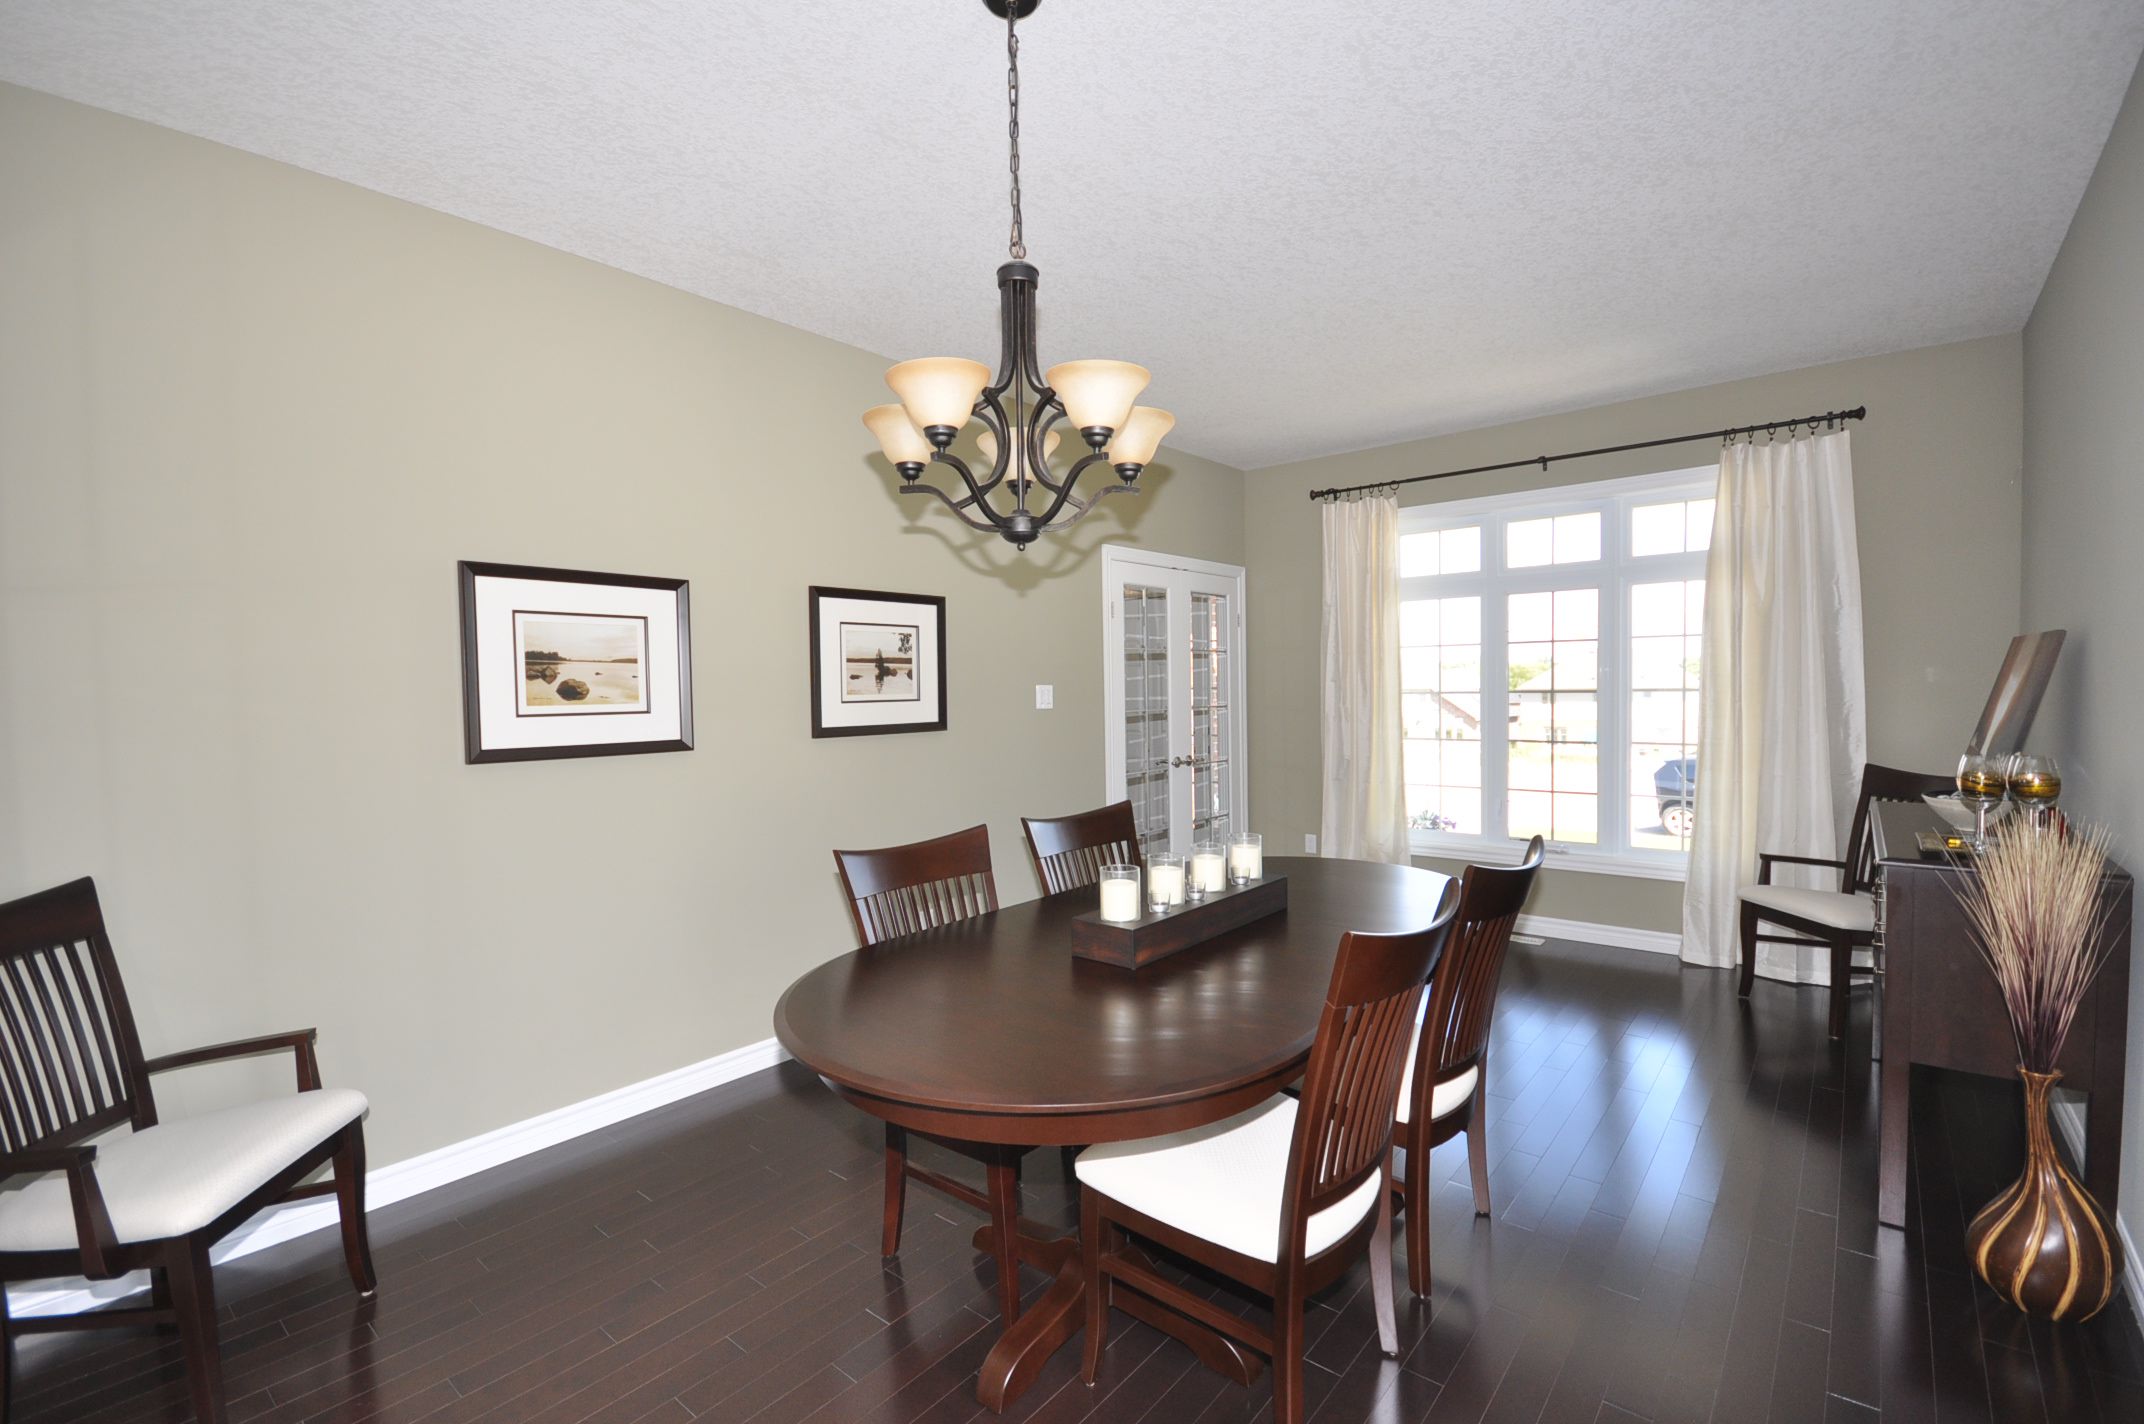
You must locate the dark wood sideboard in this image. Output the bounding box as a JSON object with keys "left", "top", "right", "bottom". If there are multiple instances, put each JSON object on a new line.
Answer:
{"left": 1872, "top": 800, "right": 2133, "bottom": 1227}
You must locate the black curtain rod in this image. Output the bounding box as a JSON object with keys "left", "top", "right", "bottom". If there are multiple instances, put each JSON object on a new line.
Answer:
{"left": 1306, "top": 405, "right": 1867, "bottom": 502}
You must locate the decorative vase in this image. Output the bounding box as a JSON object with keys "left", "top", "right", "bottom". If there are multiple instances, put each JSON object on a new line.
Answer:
{"left": 1965, "top": 1068, "right": 2120, "bottom": 1320}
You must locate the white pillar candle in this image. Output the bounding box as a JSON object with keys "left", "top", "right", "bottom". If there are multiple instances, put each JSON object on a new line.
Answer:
{"left": 1191, "top": 851, "right": 1227, "bottom": 893}
{"left": 1148, "top": 862, "right": 1185, "bottom": 907}
{"left": 1099, "top": 874, "right": 1141, "bottom": 923}
{"left": 1228, "top": 840, "right": 1262, "bottom": 881}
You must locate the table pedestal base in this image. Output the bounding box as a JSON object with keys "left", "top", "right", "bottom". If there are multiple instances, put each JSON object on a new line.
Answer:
{"left": 971, "top": 1224, "right": 1263, "bottom": 1411}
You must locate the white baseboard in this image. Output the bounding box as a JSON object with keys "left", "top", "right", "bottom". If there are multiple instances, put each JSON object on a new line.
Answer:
{"left": 2051, "top": 1097, "right": 2144, "bottom": 1327}
{"left": 7, "top": 1036, "right": 791, "bottom": 1318}
{"left": 1515, "top": 913, "right": 1681, "bottom": 957}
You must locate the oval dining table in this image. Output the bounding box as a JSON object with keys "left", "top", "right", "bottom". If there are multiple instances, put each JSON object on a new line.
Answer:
{"left": 773, "top": 855, "right": 1452, "bottom": 1411}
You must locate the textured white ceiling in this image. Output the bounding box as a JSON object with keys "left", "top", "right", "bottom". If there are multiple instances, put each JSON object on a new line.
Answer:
{"left": 3, "top": 1, "right": 2141, "bottom": 468}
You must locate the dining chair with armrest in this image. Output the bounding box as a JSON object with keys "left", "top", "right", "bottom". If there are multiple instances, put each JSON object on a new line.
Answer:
{"left": 0, "top": 878, "right": 373, "bottom": 1424}
{"left": 1391, "top": 835, "right": 1542, "bottom": 1298}
{"left": 1074, "top": 886, "right": 1460, "bottom": 1424}
{"left": 832, "top": 824, "right": 1026, "bottom": 1263}
{"left": 1737, "top": 762, "right": 1955, "bottom": 1039}
{"left": 1019, "top": 801, "right": 1143, "bottom": 895}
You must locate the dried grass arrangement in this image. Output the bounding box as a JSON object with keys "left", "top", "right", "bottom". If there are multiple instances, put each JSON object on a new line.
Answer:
{"left": 1954, "top": 822, "right": 2118, "bottom": 1071}
{"left": 1951, "top": 820, "right": 2122, "bottom": 1321}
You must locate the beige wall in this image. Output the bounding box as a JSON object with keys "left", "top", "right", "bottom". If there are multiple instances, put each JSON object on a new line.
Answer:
{"left": 0, "top": 86, "right": 1246, "bottom": 1164}
{"left": 1245, "top": 335, "right": 2024, "bottom": 933}
{"left": 2021, "top": 55, "right": 2144, "bottom": 1231}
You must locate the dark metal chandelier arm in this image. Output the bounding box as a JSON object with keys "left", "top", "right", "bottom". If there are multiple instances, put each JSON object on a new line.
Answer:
{"left": 1021, "top": 402, "right": 1070, "bottom": 493}
{"left": 927, "top": 450, "right": 1016, "bottom": 529}
{"left": 901, "top": 479, "right": 1005, "bottom": 533}
{"left": 1028, "top": 449, "right": 1117, "bottom": 529}
{"left": 972, "top": 389, "right": 1016, "bottom": 492}
{"left": 1031, "top": 481, "right": 1138, "bottom": 539}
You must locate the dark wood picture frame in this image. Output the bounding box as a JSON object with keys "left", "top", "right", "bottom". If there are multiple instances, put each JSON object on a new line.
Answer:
{"left": 459, "top": 560, "right": 694, "bottom": 764}
{"left": 809, "top": 586, "right": 948, "bottom": 738}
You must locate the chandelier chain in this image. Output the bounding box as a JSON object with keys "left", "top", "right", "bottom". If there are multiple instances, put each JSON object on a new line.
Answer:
{"left": 1006, "top": 4, "right": 1025, "bottom": 260}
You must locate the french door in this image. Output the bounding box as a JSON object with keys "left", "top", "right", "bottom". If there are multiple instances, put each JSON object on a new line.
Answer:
{"left": 1102, "top": 547, "right": 1249, "bottom": 857}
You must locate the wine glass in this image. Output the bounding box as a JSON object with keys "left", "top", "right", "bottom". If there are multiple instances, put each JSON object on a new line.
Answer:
{"left": 2006, "top": 752, "right": 2062, "bottom": 831}
{"left": 1957, "top": 752, "right": 2005, "bottom": 851}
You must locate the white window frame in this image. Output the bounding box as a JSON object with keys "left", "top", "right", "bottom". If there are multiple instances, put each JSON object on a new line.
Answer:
{"left": 1400, "top": 465, "right": 1715, "bottom": 880}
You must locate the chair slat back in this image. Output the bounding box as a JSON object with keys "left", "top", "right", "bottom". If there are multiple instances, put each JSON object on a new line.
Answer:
{"left": 1020, "top": 802, "right": 1142, "bottom": 895}
{"left": 1842, "top": 763, "right": 1957, "bottom": 894}
{"left": 0, "top": 878, "right": 151, "bottom": 1153}
{"left": 1282, "top": 885, "right": 1458, "bottom": 1243}
{"left": 1409, "top": 839, "right": 1543, "bottom": 1114}
{"left": 833, "top": 824, "right": 999, "bottom": 948}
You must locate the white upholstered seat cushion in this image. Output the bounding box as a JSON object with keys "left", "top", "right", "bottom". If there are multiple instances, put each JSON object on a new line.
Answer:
{"left": 1394, "top": 996, "right": 1480, "bottom": 1125}
{"left": 1074, "top": 1095, "right": 1383, "bottom": 1263}
{"left": 1396, "top": 1057, "right": 1479, "bottom": 1126}
{"left": 0, "top": 1088, "right": 367, "bottom": 1252}
{"left": 1739, "top": 885, "right": 1874, "bottom": 934}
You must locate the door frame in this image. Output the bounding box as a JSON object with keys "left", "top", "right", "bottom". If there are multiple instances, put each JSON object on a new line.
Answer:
{"left": 1100, "top": 545, "right": 1250, "bottom": 842}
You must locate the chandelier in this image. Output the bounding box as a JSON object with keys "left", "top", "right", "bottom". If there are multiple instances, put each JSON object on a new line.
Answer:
{"left": 862, "top": 0, "right": 1172, "bottom": 550}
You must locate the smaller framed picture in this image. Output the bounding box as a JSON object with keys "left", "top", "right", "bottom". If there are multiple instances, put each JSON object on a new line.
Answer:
{"left": 459, "top": 561, "right": 693, "bottom": 763}
{"left": 809, "top": 587, "right": 947, "bottom": 738}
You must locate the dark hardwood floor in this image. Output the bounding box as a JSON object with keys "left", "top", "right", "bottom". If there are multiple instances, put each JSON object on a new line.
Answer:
{"left": 12, "top": 937, "right": 2142, "bottom": 1423}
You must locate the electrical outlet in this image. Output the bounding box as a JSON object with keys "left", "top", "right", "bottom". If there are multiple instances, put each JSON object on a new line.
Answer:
{"left": 1304, "top": 833, "right": 1318, "bottom": 854}
{"left": 1034, "top": 684, "right": 1053, "bottom": 710}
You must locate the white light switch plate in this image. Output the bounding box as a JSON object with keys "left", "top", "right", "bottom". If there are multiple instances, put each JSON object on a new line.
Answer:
{"left": 1034, "top": 684, "right": 1053, "bottom": 710}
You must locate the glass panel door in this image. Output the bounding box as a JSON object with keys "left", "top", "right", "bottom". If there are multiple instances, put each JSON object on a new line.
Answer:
{"left": 1104, "top": 551, "right": 1248, "bottom": 857}
{"left": 1121, "top": 583, "right": 1172, "bottom": 856}
{"left": 1183, "top": 581, "right": 1235, "bottom": 846}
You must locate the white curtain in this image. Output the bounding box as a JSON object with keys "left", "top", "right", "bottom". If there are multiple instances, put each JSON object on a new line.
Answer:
{"left": 1682, "top": 431, "right": 1867, "bottom": 979}
{"left": 1320, "top": 492, "right": 1412, "bottom": 864}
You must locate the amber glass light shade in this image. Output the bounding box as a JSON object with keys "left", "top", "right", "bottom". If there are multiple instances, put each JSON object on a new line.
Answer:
{"left": 886, "top": 358, "right": 991, "bottom": 435}
{"left": 977, "top": 427, "right": 1062, "bottom": 478}
{"left": 1045, "top": 360, "right": 1149, "bottom": 434}
{"left": 1108, "top": 406, "right": 1174, "bottom": 467}
{"left": 863, "top": 405, "right": 934, "bottom": 467}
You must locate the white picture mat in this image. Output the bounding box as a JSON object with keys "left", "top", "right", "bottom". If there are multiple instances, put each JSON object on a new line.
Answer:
{"left": 816, "top": 594, "right": 942, "bottom": 730}
{"left": 473, "top": 575, "right": 683, "bottom": 751}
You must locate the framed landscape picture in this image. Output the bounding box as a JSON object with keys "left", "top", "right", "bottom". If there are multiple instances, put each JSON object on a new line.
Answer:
{"left": 459, "top": 561, "right": 693, "bottom": 763}
{"left": 809, "top": 587, "right": 947, "bottom": 738}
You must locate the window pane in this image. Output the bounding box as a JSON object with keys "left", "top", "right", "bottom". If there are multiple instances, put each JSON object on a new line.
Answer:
{"left": 1687, "top": 498, "right": 1715, "bottom": 552}
{"left": 1551, "top": 792, "right": 1599, "bottom": 843}
{"left": 1440, "top": 647, "right": 1482, "bottom": 692}
{"left": 1631, "top": 581, "right": 1683, "bottom": 636}
{"left": 1441, "top": 597, "right": 1481, "bottom": 645}
{"left": 1399, "top": 531, "right": 1439, "bottom": 578}
{"left": 1401, "top": 593, "right": 1484, "bottom": 842}
{"left": 1629, "top": 579, "right": 1704, "bottom": 852}
{"left": 1553, "top": 512, "right": 1601, "bottom": 563}
{"left": 1509, "top": 584, "right": 1599, "bottom": 846}
{"left": 1508, "top": 590, "right": 1552, "bottom": 642}
{"left": 1399, "top": 599, "right": 1437, "bottom": 646}
{"left": 1440, "top": 526, "right": 1482, "bottom": 574}
{"left": 1631, "top": 502, "right": 1684, "bottom": 557}
{"left": 1507, "top": 518, "right": 1553, "bottom": 568}
{"left": 1552, "top": 642, "right": 1598, "bottom": 690}
{"left": 1553, "top": 587, "right": 1598, "bottom": 640}
{"left": 1509, "top": 789, "right": 1552, "bottom": 841}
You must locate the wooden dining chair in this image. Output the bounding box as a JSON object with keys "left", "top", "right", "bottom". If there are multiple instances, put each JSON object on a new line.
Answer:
{"left": 1074, "top": 895, "right": 1458, "bottom": 1424}
{"left": 1019, "top": 801, "right": 1143, "bottom": 894}
{"left": 1737, "top": 762, "right": 1954, "bottom": 1039}
{"left": 0, "top": 878, "right": 374, "bottom": 1424}
{"left": 1390, "top": 836, "right": 1542, "bottom": 1298}
{"left": 831, "top": 824, "right": 1019, "bottom": 1262}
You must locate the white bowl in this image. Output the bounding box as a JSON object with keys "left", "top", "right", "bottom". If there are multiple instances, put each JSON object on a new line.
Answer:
{"left": 1923, "top": 792, "right": 2013, "bottom": 833}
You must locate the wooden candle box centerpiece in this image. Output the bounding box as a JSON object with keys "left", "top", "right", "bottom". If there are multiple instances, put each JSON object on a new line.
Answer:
{"left": 1070, "top": 876, "right": 1288, "bottom": 970}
